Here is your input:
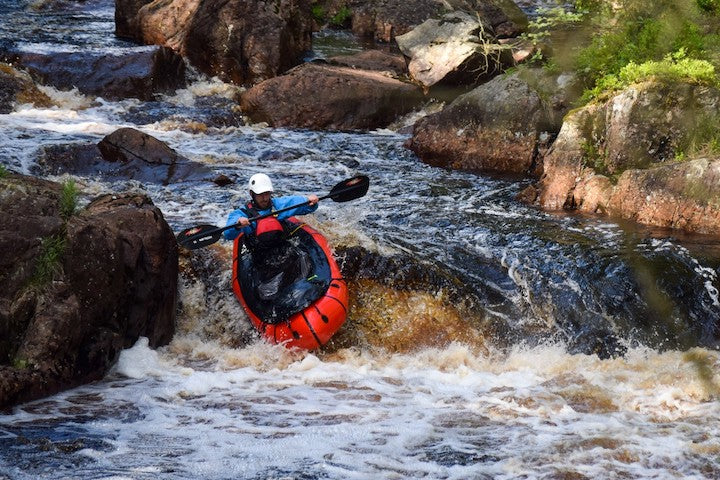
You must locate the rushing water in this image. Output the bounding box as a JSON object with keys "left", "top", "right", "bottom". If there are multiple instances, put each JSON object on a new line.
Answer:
{"left": 1, "top": 1, "right": 720, "bottom": 479}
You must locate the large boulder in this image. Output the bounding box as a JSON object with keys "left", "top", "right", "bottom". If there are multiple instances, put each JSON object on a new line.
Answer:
{"left": 407, "top": 69, "right": 577, "bottom": 175}
{"left": 0, "top": 174, "right": 178, "bottom": 409}
{"left": 240, "top": 62, "right": 424, "bottom": 131}
{"left": 2, "top": 47, "right": 186, "bottom": 100}
{"left": 116, "top": 0, "right": 313, "bottom": 86}
{"left": 396, "top": 10, "right": 515, "bottom": 88}
{"left": 530, "top": 80, "right": 720, "bottom": 234}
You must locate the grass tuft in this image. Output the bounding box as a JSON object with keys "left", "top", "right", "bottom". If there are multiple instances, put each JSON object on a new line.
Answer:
{"left": 60, "top": 179, "right": 78, "bottom": 220}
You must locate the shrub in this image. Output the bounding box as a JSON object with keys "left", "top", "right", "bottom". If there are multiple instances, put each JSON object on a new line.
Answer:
{"left": 571, "top": 0, "right": 720, "bottom": 101}
{"left": 330, "top": 6, "right": 351, "bottom": 27}
{"left": 582, "top": 49, "right": 717, "bottom": 101}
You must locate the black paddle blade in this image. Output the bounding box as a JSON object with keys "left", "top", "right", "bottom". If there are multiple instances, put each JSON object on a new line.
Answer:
{"left": 176, "top": 224, "right": 224, "bottom": 250}
{"left": 327, "top": 175, "right": 369, "bottom": 202}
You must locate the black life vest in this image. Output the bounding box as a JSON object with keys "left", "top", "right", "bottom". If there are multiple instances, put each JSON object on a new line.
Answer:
{"left": 243, "top": 202, "right": 288, "bottom": 250}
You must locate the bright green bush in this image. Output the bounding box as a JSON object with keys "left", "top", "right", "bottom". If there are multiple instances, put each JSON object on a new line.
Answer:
{"left": 570, "top": 0, "right": 720, "bottom": 101}
{"left": 583, "top": 49, "right": 718, "bottom": 101}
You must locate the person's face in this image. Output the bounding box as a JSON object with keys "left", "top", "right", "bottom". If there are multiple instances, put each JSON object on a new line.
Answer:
{"left": 252, "top": 191, "right": 272, "bottom": 209}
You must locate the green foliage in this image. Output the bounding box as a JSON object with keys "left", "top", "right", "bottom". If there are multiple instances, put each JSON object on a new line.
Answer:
{"left": 330, "top": 6, "right": 351, "bottom": 27}
{"left": 31, "top": 233, "right": 66, "bottom": 287}
{"left": 311, "top": 3, "right": 325, "bottom": 24}
{"left": 572, "top": 0, "right": 606, "bottom": 12}
{"left": 0, "top": 164, "right": 7, "bottom": 178}
{"left": 561, "top": 0, "right": 720, "bottom": 101}
{"left": 60, "top": 179, "right": 78, "bottom": 220}
{"left": 580, "top": 140, "right": 610, "bottom": 175}
{"left": 576, "top": 17, "right": 664, "bottom": 86}
{"left": 697, "top": 0, "right": 720, "bottom": 13}
{"left": 582, "top": 49, "right": 717, "bottom": 101}
{"left": 13, "top": 358, "right": 29, "bottom": 369}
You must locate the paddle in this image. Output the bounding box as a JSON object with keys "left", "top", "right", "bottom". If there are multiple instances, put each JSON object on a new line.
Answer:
{"left": 176, "top": 175, "right": 369, "bottom": 250}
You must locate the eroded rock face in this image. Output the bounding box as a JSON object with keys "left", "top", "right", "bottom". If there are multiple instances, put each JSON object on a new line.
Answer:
{"left": 0, "top": 174, "right": 177, "bottom": 410}
{"left": 116, "top": 0, "right": 313, "bottom": 86}
{"left": 532, "top": 80, "right": 720, "bottom": 234}
{"left": 240, "top": 62, "right": 424, "bottom": 130}
{"left": 608, "top": 159, "right": 720, "bottom": 233}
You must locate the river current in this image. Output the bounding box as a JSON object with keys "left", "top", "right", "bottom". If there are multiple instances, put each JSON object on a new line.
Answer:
{"left": 1, "top": 1, "right": 720, "bottom": 479}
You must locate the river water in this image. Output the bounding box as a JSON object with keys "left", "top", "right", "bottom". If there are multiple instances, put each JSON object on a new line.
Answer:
{"left": 1, "top": 1, "right": 720, "bottom": 479}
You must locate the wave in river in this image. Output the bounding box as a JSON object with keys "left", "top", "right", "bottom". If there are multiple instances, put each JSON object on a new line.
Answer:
{"left": 1, "top": 338, "right": 719, "bottom": 480}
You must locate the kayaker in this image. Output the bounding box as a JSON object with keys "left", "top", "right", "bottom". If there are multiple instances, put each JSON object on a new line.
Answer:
{"left": 224, "top": 173, "right": 319, "bottom": 299}
{"left": 223, "top": 173, "right": 319, "bottom": 244}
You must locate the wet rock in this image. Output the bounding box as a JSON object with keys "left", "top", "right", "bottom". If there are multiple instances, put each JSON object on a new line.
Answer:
{"left": 35, "top": 135, "right": 214, "bottom": 185}
{"left": 212, "top": 174, "right": 234, "bottom": 187}
{"left": 3, "top": 47, "right": 186, "bottom": 100}
{"left": 396, "top": 10, "right": 514, "bottom": 88}
{"left": 533, "top": 80, "right": 720, "bottom": 234}
{"left": 407, "top": 69, "right": 577, "bottom": 175}
{"left": 0, "top": 63, "right": 52, "bottom": 113}
{"left": 95, "top": 127, "right": 213, "bottom": 184}
{"left": 119, "top": 95, "right": 244, "bottom": 129}
{"left": 0, "top": 173, "right": 177, "bottom": 410}
{"left": 116, "top": 0, "right": 313, "bottom": 86}
{"left": 240, "top": 62, "right": 424, "bottom": 131}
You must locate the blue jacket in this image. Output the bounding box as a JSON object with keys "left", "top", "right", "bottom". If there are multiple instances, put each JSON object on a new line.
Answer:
{"left": 223, "top": 195, "right": 318, "bottom": 241}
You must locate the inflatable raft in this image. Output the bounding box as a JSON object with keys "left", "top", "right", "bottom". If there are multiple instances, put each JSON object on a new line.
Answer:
{"left": 232, "top": 217, "right": 348, "bottom": 350}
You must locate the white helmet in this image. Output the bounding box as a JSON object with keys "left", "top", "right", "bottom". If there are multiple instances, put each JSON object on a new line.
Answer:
{"left": 248, "top": 173, "right": 274, "bottom": 194}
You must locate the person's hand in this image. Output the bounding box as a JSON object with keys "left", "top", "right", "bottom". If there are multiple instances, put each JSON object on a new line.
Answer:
{"left": 236, "top": 217, "right": 250, "bottom": 227}
{"left": 308, "top": 194, "right": 319, "bottom": 206}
